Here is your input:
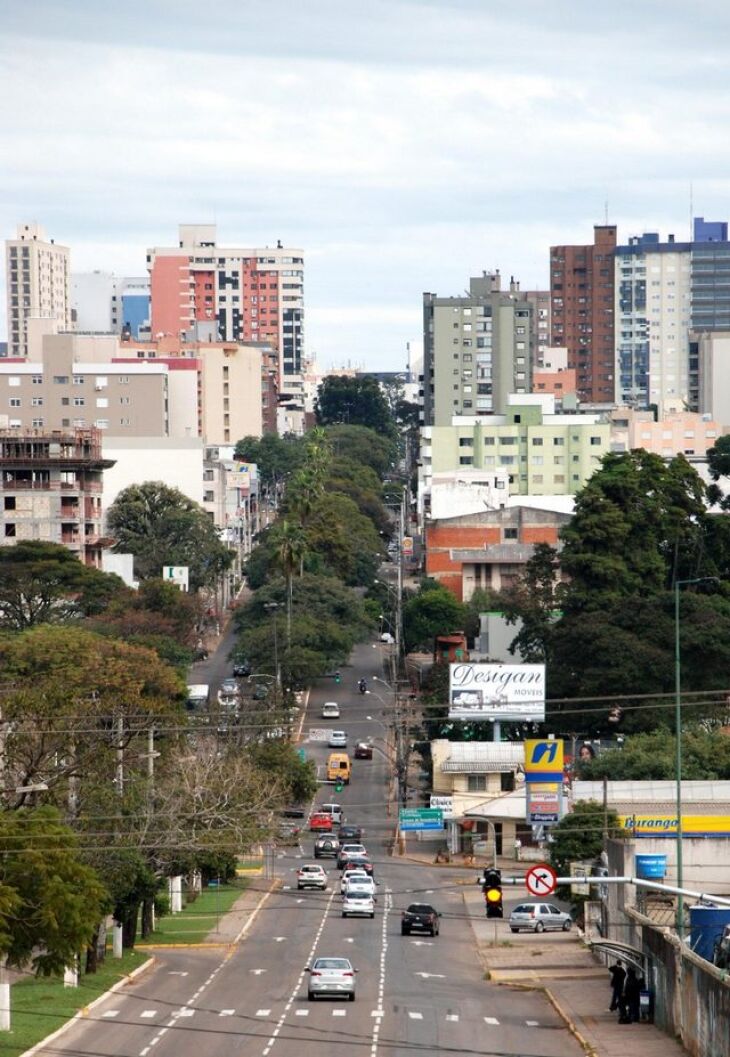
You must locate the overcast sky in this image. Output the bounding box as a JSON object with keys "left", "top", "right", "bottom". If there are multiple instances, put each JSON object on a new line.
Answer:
{"left": 2, "top": 0, "right": 730, "bottom": 370}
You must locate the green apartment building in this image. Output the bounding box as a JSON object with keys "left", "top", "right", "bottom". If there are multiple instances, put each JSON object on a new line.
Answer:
{"left": 422, "top": 394, "right": 611, "bottom": 495}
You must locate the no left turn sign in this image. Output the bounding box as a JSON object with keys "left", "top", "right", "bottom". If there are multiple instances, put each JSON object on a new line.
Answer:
{"left": 525, "top": 863, "right": 558, "bottom": 897}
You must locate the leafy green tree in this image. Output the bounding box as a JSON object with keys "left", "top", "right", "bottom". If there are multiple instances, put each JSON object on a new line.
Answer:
{"left": 403, "top": 581, "right": 467, "bottom": 652}
{"left": 578, "top": 729, "right": 730, "bottom": 781}
{"left": 500, "top": 544, "right": 560, "bottom": 662}
{"left": 0, "top": 806, "right": 108, "bottom": 975}
{"left": 304, "top": 493, "right": 382, "bottom": 586}
{"left": 559, "top": 451, "right": 708, "bottom": 614}
{"left": 549, "top": 800, "right": 621, "bottom": 884}
{"left": 324, "top": 424, "right": 397, "bottom": 478}
{"left": 316, "top": 377, "right": 396, "bottom": 437}
{"left": 107, "top": 482, "right": 233, "bottom": 591}
{"left": 0, "top": 541, "right": 127, "bottom": 630}
{"left": 324, "top": 458, "right": 391, "bottom": 537}
{"left": 706, "top": 434, "right": 730, "bottom": 509}
{"left": 234, "top": 433, "right": 307, "bottom": 490}
{"left": 247, "top": 740, "right": 317, "bottom": 803}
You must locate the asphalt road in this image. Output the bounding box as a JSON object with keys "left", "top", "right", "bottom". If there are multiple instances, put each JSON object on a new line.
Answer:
{"left": 41, "top": 640, "right": 583, "bottom": 1057}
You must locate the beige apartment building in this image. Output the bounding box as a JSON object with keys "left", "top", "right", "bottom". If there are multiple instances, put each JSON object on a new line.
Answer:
{"left": 5, "top": 223, "right": 71, "bottom": 358}
{"left": 609, "top": 406, "right": 723, "bottom": 458}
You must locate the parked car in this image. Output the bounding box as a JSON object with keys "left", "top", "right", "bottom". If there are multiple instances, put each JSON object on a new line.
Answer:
{"left": 328, "top": 730, "right": 348, "bottom": 748}
{"left": 252, "top": 681, "right": 269, "bottom": 700}
{"left": 306, "top": 956, "right": 357, "bottom": 1001}
{"left": 509, "top": 903, "right": 573, "bottom": 933}
{"left": 322, "top": 702, "right": 340, "bottom": 719}
{"left": 342, "top": 893, "right": 375, "bottom": 919}
{"left": 338, "top": 823, "right": 364, "bottom": 841}
{"left": 354, "top": 742, "right": 373, "bottom": 760}
{"left": 309, "top": 812, "right": 334, "bottom": 832}
{"left": 232, "top": 659, "right": 251, "bottom": 677}
{"left": 218, "top": 678, "right": 240, "bottom": 703}
{"left": 297, "top": 864, "right": 328, "bottom": 890}
{"left": 281, "top": 805, "right": 306, "bottom": 819}
{"left": 314, "top": 836, "right": 340, "bottom": 859}
{"left": 337, "top": 843, "right": 368, "bottom": 869}
{"left": 276, "top": 820, "right": 301, "bottom": 845}
{"left": 401, "top": 902, "right": 440, "bottom": 937}
{"left": 379, "top": 632, "right": 394, "bottom": 644}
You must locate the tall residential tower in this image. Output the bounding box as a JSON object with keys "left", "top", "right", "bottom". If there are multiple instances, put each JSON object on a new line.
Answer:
{"left": 5, "top": 223, "right": 71, "bottom": 357}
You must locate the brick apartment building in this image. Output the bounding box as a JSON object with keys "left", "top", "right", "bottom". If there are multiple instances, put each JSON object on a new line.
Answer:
{"left": 550, "top": 225, "right": 617, "bottom": 403}
{"left": 425, "top": 504, "right": 570, "bottom": 601}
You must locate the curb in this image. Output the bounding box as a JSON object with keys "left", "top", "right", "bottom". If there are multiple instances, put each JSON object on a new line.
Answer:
{"left": 18, "top": 957, "right": 156, "bottom": 1057}
{"left": 544, "top": 986, "right": 598, "bottom": 1057}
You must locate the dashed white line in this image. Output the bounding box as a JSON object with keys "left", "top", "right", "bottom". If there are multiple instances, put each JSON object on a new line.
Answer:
{"left": 408, "top": 1011, "right": 423, "bottom": 1020}
{"left": 102, "top": 1010, "right": 120, "bottom": 1018}
{"left": 140, "top": 1010, "right": 158, "bottom": 1019}
{"left": 219, "top": 1010, "right": 235, "bottom": 1017}
{"left": 526, "top": 1019, "right": 539, "bottom": 1026}
{"left": 332, "top": 1009, "right": 346, "bottom": 1016}
{"left": 256, "top": 1009, "right": 272, "bottom": 1017}
{"left": 484, "top": 1016, "right": 499, "bottom": 1025}
{"left": 446, "top": 1013, "right": 459, "bottom": 1022}
{"left": 295, "top": 1009, "right": 309, "bottom": 1016}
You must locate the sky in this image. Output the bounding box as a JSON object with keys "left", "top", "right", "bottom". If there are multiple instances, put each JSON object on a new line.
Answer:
{"left": 2, "top": 0, "right": 730, "bottom": 371}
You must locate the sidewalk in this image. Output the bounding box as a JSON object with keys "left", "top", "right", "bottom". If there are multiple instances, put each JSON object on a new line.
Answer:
{"left": 203, "top": 876, "right": 278, "bottom": 945}
{"left": 463, "top": 887, "right": 690, "bottom": 1057}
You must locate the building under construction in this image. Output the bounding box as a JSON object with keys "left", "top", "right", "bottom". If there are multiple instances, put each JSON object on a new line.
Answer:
{"left": 0, "top": 428, "right": 114, "bottom": 567}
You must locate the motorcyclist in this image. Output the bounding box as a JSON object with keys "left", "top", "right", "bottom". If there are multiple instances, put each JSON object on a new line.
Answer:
{"left": 358, "top": 678, "right": 367, "bottom": 694}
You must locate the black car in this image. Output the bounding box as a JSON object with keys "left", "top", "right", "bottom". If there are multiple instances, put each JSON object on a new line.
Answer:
{"left": 233, "top": 660, "right": 251, "bottom": 677}
{"left": 401, "top": 902, "right": 440, "bottom": 937}
{"left": 338, "top": 824, "right": 364, "bottom": 841}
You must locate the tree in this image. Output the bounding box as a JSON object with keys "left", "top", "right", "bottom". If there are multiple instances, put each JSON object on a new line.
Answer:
{"left": 0, "top": 542, "right": 127, "bottom": 630}
{"left": 316, "top": 376, "right": 396, "bottom": 437}
{"left": 234, "top": 433, "right": 306, "bottom": 490}
{"left": 107, "top": 482, "right": 233, "bottom": 591}
{"left": 324, "top": 424, "right": 397, "bottom": 479}
{"left": 304, "top": 493, "right": 382, "bottom": 586}
{"left": 0, "top": 806, "right": 108, "bottom": 974}
{"left": 403, "top": 581, "right": 467, "bottom": 652}
{"left": 247, "top": 740, "right": 317, "bottom": 804}
{"left": 559, "top": 451, "right": 708, "bottom": 614}
{"left": 500, "top": 544, "right": 560, "bottom": 662}
{"left": 578, "top": 729, "right": 730, "bottom": 782}
{"left": 549, "top": 801, "right": 621, "bottom": 886}
{"left": 269, "top": 519, "right": 309, "bottom": 643}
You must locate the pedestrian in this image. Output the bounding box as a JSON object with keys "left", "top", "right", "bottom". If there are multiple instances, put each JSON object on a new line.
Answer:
{"left": 608, "top": 959, "right": 625, "bottom": 1012}
{"left": 624, "top": 967, "right": 642, "bottom": 1023}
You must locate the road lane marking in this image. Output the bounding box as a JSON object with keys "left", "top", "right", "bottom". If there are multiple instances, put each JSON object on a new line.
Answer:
{"left": 526, "top": 1020, "right": 539, "bottom": 1026}
{"left": 295, "top": 1010, "right": 309, "bottom": 1016}
{"left": 140, "top": 1011, "right": 158, "bottom": 1018}
{"left": 408, "top": 1012, "right": 423, "bottom": 1020}
{"left": 102, "top": 1010, "right": 120, "bottom": 1018}
{"left": 256, "top": 1009, "right": 271, "bottom": 1017}
{"left": 250, "top": 969, "right": 267, "bottom": 975}
{"left": 446, "top": 1014, "right": 459, "bottom": 1022}
{"left": 484, "top": 1016, "right": 499, "bottom": 1025}
{"left": 332, "top": 1009, "right": 346, "bottom": 1016}
{"left": 273, "top": 936, "right": 287, "bottom": 942}
{"left": 219, "top": 1010, "right": 235, "bottom": 1017}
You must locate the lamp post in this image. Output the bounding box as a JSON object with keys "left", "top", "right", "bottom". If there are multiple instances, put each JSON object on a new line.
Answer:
{"left": 674, "top": 575, "right": 718, "bottom": 937}
{"left": 264, "top": 602, "right": 282, "bottom": 705}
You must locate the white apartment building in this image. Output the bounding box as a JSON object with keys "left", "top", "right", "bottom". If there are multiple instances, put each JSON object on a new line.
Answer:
{"left": 615, "top": 233, "right": 691, "bottom": 414}
{"left": 5, "top": 223, "right": 71, "bottom": 358}
{"left": 72, "top": 271, "right": 150, "bottom": 337}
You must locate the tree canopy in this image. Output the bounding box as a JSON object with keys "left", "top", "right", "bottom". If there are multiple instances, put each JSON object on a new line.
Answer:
{"left": 315, "top": 376, "right": 396, "bottom": 437}
{"left": 325, "top": 424, "right": 397, "bottom": 479}
{"left": 234, "top": 433, "right": 307, "bottom": 489}
{"left": 403, "top": 580, "right": 467, "bottom": 652}
{"left": 107, "top": 481, "right": 233, "bottom": 590}
{"left": 549, "top": 800, "right": 621, "bottom": 886}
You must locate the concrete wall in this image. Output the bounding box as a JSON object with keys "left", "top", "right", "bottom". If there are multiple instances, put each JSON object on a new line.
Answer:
{"left": 101, "top": 436, "right": 204, "bottom": 518}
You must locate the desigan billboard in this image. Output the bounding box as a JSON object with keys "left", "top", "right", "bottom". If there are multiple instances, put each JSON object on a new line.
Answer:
{"left": 448, "top": 663, "right": 546, "bottom": 721}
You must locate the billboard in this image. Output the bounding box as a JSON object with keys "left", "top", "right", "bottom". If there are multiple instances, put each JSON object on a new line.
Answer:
{"left": 524, "top": 739, "right": 564, "bottom": 782}
{"left": 448, "top": 663, "right": 545, "bottom": 721}
{"left": 526, "top": 781, "right": 563, "bottom": 825}
{"left": 429, "top": 795, "right": 454, "bottom": 820}
{"left": 619, "top": 815, "right": 730, "bottom": 838}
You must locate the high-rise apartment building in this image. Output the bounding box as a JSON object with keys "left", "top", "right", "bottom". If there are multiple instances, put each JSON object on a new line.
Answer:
{"left": 615, "top": 232, "right": 691, "bottom": 411}
{"left": 5, "top": 223, "right": 71, "bottom": 358}
{"left": 147, "top": 225, "right": 304, "bottom": 379}
{"left": 422, "top": 273, "right": 533, "bottom": 426}
{"left": 550, "top": 225, "right": 616, "bottom": 403}
{"left": 691, "top": 217, "right": 730, "bottom": 331}
{"left": 72, "top": 272, "right": 150, "bottom": 338}
{"left": 522, "top": 289, "right": 551, "bottom": 369}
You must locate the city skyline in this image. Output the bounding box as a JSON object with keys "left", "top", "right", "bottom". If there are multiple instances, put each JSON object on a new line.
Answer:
{"left": 2, "top": 0, "right": 730, "bottom": 370}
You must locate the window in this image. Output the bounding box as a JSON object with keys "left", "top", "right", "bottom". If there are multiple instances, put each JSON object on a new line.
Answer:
{"left": 73, "top": 376, "right": 85, "bottom": 386}
{"left": 467, "top": 775, "right": 487, "bottom": 792}
{"left": 73, "top": 397, "right": 85, "bottom": 407}
{"left": 532, "top": 437, "right": 543, "bottom": 446}
{"left": 484, "top": 436, "right": 495, "bottom": 445}
{"left": 96, "top": 398, "right": 109, "bottom": 409}
{"left": 120, "top": 417, "right": 131, "bottom": 426}
{"left": 553, "top": 437, "right": 564, "bottom": 446}
{"left": 590, "top": 436, "right": 602, "bottom": 446}
{"left": 8, "top": 398, "right": 20, "bottom": 408}
{"left": 31, "top": 418, "right": 44, "bottom": 428}
{"left": 531, "top": 456, "right": 544, "bottom": 466}
{"left": 118, "top": 376, "right": 130, "bottom": 385}
{"left": 459, "top": 456, "right": 474, "bottom": 465}
{"left": 95, "top": 376, "right": 108, "bottom": 389}
{"left": 504, "top": 527, "right": 518, "bottom": 540}
{"left": 53, "top": 376, "right": 69, "bottom": 384}
{"left": 459, "top": 437, "right": 474, "bottom": 447}
{"left": 31, "top": 397, "right": 43, "bottom": 407}
{"left": 204, "top": 490, "right": 215, "bottom": 503}
{"left": 31, "top": 375, "right": 42, "bottom": 385}
{"left": 499, "top": 436, "right": 517, "bottom": 445}
{"left": 8, "top": 377, "right": 20, "bottom": 387}
{"left": 120, "top": 397, "right": 130, "bottom": 405}
{"left": 533, "top": 474, "right": 544, "bottom": 484}
{"left": 94, "top": 419, "right": 109, "bottom": 429}
{"left": 555, "top": 474, "right": 565, "bottom": 484}
{"left": 72, "top": 418, "right": 85, "bottom": 427}
{"left": 4, "top": 497, "right": 16, "bottom": 511}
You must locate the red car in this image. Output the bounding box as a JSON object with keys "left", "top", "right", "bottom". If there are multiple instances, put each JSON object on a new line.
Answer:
{"left": 354, "top": 742, "right": 373, "bottom": 760}
{"left": 309, "top": 812, "right": 333, "bottom": 832}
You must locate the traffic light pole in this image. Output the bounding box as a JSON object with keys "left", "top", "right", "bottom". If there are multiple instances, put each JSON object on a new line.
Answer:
{"left": 500, "top": 873, "right": 730, "bottom": 910}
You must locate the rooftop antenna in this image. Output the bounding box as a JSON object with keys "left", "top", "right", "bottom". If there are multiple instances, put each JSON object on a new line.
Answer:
{"left": 604, "top": 199, "right": 609, "bottom": 224}
{"left": 689, "top": 181, "right": 694, "bottom": 241}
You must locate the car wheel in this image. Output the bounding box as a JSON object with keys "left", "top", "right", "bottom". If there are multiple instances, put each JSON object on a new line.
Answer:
{"left": 563, "top": 919, "right": 572, "bottom": 931}
{"left": 401, "top": 927, "right": 409, "bottom": 936}
{"left": 342, "top": 912, "right": 347, "bottom": 918}
{"left": 430, "top": 927, "right": 436, "bottom": 936}
{"left": 370, "top": 913, "right": 375, "bottom": 919}
{"left": 535, "top": 921, "right": 545, "bottom": 933}
{"left": 348, "top": 992, "right": 355, "bottom": 1002}
{"left": 510, "top": 927, "right": 519, "bottom": 933}
{"left": 308, "top": 992, "right": 315, "bottom": 1001}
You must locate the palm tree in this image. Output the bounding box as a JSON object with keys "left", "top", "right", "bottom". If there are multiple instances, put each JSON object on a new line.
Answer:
{"left": 270, "top": 519, "right": 308, "bottom": 647}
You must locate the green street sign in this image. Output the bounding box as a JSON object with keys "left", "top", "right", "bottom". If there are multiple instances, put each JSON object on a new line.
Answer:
{"left": 399, "top": 808, "right": 444, "bottom": 831}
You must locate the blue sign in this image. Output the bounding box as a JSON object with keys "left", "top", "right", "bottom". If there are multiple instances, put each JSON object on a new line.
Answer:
{"left": 399, "top": 808, "right": 443, "bottom": 831}
{"left": 635, "top": 854, "right": 667, "bottom": 879}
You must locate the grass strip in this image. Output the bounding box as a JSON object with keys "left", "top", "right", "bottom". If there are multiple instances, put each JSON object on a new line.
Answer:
{"left": 137, "top": 881, "right": 249, "bottom": 945}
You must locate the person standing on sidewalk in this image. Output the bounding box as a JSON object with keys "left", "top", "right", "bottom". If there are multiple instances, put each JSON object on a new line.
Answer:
{"left": 624, "top": 967, "right": 642, "bottom": 1023}
{"left": 608, "top": 960, "right": 626, "bottom": 1012}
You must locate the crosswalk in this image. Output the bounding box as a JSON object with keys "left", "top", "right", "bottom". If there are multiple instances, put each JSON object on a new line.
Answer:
{"left": 99, "top": 1006, "right": 536, "bottom": 1027}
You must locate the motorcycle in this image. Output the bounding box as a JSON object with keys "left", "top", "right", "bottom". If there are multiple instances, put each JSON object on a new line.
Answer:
{"left": 358, "top": 679, "right": 367, "bottom": 694}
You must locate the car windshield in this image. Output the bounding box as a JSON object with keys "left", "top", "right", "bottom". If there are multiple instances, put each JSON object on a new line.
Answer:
{"left": 407, "top": 904, "right": 435, "bottom": 914}
{"left": 314, "top": 958, "right": 350, "bottom": 970}
{"left": 513, "top": 905, "right": 530, "bottom": 914}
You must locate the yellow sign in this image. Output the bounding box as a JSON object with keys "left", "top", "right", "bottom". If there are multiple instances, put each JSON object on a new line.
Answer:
{"left": 524, "top": 739, "right": 564, "bottom": 780}
{"left": 619, "top": 815, "right": 730, "bottom": 838}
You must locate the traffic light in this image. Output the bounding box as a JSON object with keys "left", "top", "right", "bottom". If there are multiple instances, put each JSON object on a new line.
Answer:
{"left": 335, "top": 779, "right": 344, "bottom": 793}
{"left": 482, "top": 868, "right": 503, "bottom": 918}
{"left": 334, "top": 671, "right": 341, "bottom": 684}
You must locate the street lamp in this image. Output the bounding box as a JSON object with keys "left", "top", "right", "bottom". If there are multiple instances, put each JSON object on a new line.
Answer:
{"left": 674, "top": 575, "right": 719, "bottom": 937}
{"left": 264, "top": 602, "right": 282, "bottom": 700}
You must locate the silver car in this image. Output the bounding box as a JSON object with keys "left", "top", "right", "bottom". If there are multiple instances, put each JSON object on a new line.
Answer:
{"left": 306, "top": 956, "right": 358, "bottom": 1001}
{"left": 342, "top": 893, "right": 375, "bottom": 919}
{"left": 509, "top": 902, "right": 573, "bottom": 933}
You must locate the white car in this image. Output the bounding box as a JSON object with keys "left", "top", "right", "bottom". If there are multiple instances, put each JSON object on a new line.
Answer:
{"left": 319, "top": 803, "right": 343, "bottom": 825}
{"left": 322, "top": 702, "right": 340, "bottom": 719}
{"left": 343, "top": 875, "right": 377, "bottom": 900}
{"left": 328, "top": 730, "right": 347, "bottom": 748}
{"left": 340, "top": 867, "right": 369, "bottom": 894}
{"left": 297, "top": 864, "right": 328, "bottom": 891}
{"left": 342, "top": 893, "right": 375, "bottom": 918}
{"left": 379, "top": 632, "right": 394, "bottom": 644}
